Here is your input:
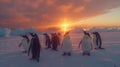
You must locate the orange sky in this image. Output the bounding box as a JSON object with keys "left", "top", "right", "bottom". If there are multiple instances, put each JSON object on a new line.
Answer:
{"left": 0, "top": 0, "right": 120, "bottom": 32}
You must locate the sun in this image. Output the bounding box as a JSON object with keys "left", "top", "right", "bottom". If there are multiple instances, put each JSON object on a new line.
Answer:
{"left": 62, "top": 23, "right": 70, "bottom": 33}
{"left": 60, "top": 18, "right": 72, "bottom": 34}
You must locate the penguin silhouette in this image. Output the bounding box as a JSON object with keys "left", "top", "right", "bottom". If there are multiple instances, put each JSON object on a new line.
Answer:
{"left": 28, "top": 33, "right": 41, "bottom": 62}
{"left": 43, "top": 33, "right": 51, "bottom": 49}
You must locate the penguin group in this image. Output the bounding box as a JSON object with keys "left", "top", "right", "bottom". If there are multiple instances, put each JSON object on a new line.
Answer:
{"left": 79, "top": 31, "right": 105, "bottom": 56}
{"left": 18, "top": 30, "right": 104, "bottom": 62}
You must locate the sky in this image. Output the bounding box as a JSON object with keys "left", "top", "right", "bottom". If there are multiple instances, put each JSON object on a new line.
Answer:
{"left": 0, "top": 0, "right": 120, "bottom": 31}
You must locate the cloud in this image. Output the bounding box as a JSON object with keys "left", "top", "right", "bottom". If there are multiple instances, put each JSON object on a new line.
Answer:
{"left": 73, "top": 6, "right": 85, "bottom": 13}
{"left": 59, "top": 3, "right": 73, "bottom": 13}
{"left": 0, "top": 0, "right": 120, "bottom": 30}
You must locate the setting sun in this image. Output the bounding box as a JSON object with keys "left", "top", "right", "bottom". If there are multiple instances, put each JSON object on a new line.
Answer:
{"left": 59, "top": 18, "right": 73, "bottom": 34}
{"left": 62, "top": 23, "right": 69, "bottom": 32}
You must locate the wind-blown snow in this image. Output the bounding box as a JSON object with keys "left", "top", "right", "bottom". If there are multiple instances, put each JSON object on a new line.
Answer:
{"left": 0, "top": 32, "right": 120, "bottom": 67}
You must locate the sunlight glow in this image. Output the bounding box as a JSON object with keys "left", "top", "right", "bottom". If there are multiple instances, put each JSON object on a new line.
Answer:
{"left": 77, "top": 7, "right": 120, "bottom": 27}
{"left": 60, "top": 18, "right": 72, "bottom": 34}
{"left": 62, "top": 23, "right": 70, "bottom": 33}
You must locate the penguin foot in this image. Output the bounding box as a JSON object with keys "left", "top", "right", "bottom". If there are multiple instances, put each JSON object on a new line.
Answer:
{"left": 62, "top": 53, "right": 66, "bottom": 56}
{"left": 82, "top": 52, "right": 85, "bottom": 56}
{"left": 94, "top": 48, "right": 97, "bottom": 49}
{"left": 99, "top": 47, "right": 105, "bottom": 49}
{"left": 36, "top": 59, "right": 39, "bottom": 62}
{"left": 68, "top": 53, "right": 71, "bottom": 56}
{"left": 29, "top": 58, "right": 34, "bottom": 60}
{"left": 87, "top": 53, "right": 90, "bottom": 56}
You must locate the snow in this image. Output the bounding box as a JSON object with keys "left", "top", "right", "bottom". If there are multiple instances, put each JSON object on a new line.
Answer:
{"left": 0, "top": 32, "right": 120, "bottom": 67}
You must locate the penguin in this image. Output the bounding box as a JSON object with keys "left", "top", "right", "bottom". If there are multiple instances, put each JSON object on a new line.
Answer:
{"left": 19, "top": 35, "right": 30, "bottom": 53}
{"left": 54, "top": 33, "right": 60, "bottom": 47}
{"left": 43, "top": 33, "right": 51, "bottom": 49}
{"left": 79, "top": 31, "right": 92, "bottom": 56}
{"left": 28, "top": 33, "right": 41, "bottom": 62}
{"left": 92, "top": 32, "right": 98, "bottom": 49}
{"left": 56, "top": 33, "right": 61, "bottom": 46}
{"left": 95, "top": 32, "right": 104, "bottom": 49}
{"left": 51, "top": 33, "right": 58, "bottom": 51}
{"left": 62, "top": 31, "right": 72, "bottom": 56}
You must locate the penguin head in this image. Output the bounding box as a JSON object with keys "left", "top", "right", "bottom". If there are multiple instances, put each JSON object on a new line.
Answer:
{"left": 30, "top": 33, "right": 36, "bottom": 37}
